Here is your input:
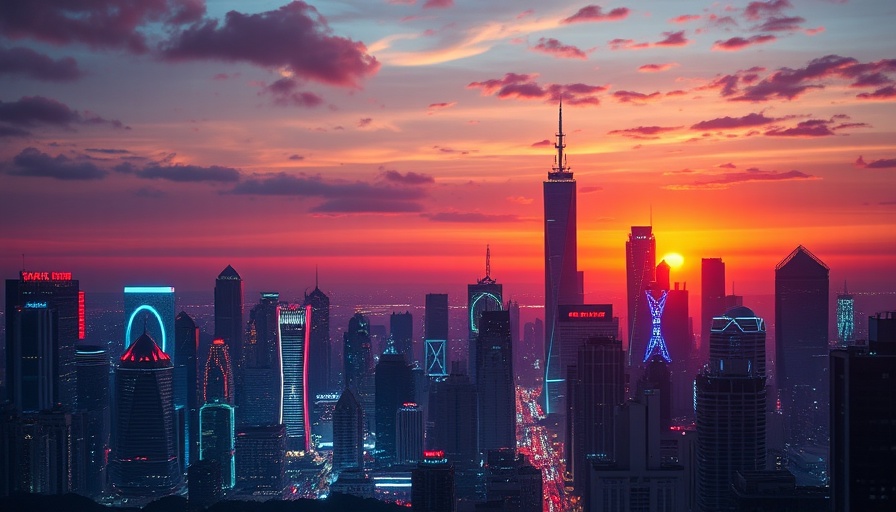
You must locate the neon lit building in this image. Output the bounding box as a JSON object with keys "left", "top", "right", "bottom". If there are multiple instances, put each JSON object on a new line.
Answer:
{"left": 397, "top": 403, "right": 424, "bottom": 464}
{"left": 643, "top": 290, "right": 671, "bottom": 363}
{"left": 235, "top": 423, "right": 286, "bottom": 496}
{"left": 626, "top": 226, "right": 656, "bottom": 367}
{"left": 375, "top": 344, "right": 414, "bottom": 461}
{"left": 425, "top": 293, "right": 449, "bottom": 377}
{"left": 6, "top": 270, "right": 81, "bottom": 410}
{"left": 214, "top": 265, "right": 243, "bottom": 389}
{"left": 279, "top": 304, "right": 311, "bottom": 452}
{"left": 543, "top": 104, "right": 583, "bottom": 414}
{"left": 701, "top": 258, "right": 726, "bottom": 359}
{"left": 174, "top": 311, "right": 200, "bottom": 465}
{"left": 123, "top": 286, "right": 175, "bottom": 363}
{"left": 200, "top": 402, "right": 236, "bottom": 490}
{"left": 333, "top": 388, "right": 364, "bottom": 472}
{"left": 75, "top": 345, "right": 110, "bottom": 498}
{"left": 476, "top": 311, "right": 515, "bottom": 452}
{"left": 836, "top": 283, "right": 855, "bottom": 345}
{"left": 468, "top": 246, "right": 503, "bottom": 381}
{"left": 241, "top": 292, "right": 282, "bottom": 427}
{"left": 7, "top": 304, "right": 57, "bottom": 412}
{"left": 111, "top": 331, "right": 181, "bottom": 496}
{"left": 304, "top": 279, "right": 332, "bottom": 399}
{"left": 204, "top": 338, "right": 234, "bottom": 404}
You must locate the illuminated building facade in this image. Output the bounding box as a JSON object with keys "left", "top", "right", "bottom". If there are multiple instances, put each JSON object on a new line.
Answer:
{"left": 333, "top": 388, "right": 364, "bottom": 472}
{"left": 484, "top": 449, "right": 542, "bottom": 512}
{"left": 701, "top": 258, "right": 726, "bottom": 360}
{"left": 174, "top": 311, "right": 199, "bottom": 465}
{"left": 696, "top": 307, "right": 767, "bottom": 512}
{"left": 412, "top": 451, "right": 455, "bottom": 512}
{"left": 428, "top": 366, "right": 478, "bottom": 469}
{"left": 390, "top": 311, "right": 414, "bottom": 363}
{"left": 476, "top": 311, "right": 515, "bottom": 452}
{"left": 111, "top": 331, "right": 181, "bottom": 496}
{"left": 425, "top": 293, "right": 449, "bottom": 377}
{"left": 75, "top": 345, "right": 109, "bottom": 498}
{"left": 235, "top": 424, "right": 286, "bottom": 496}
{"left": 123, "top": 286, "right": 175, "bottom": 365}
{"left": 7, "top": 304, "right": 57, "bottom": 412}
{"left": 214, "top": 265, "right": 243, "bottom": 374}
{"left": 279, "top": 304, "right": 311, "bottom": 452}
{"left": 643, "top": 290, "right": 671, "bottom": 363}
{"left": 200, "top": 402, "right": 235, "bottom": 490}
{"left": 836, "top": 284, "right": 855, "bottom": 345}
{"left": 626, "top": 226, "right": 656, "bottom": 368}
{"left": 375, "top": 346, "right": 414, "bottom": 461}
{"left": 304, "top": 281, "right": 332, "bottom": 399}
{"left": 543, "top": 104, "right": 583, "bottom": 415}
{"left": 188, "top": 459, "right": 222, "bottom": 509}
{"left": 397, "top": 403, "right": 424, "bottom": 464}
{"left": 343, "top": 313, "right": 372, "bottom": 390}
{"left": 204, "top": 338, "right": 234, "bottom": 404}
{"left": 6, "top": 271, "right": 81, "bottom": 410}
{"left": 240, "top": 292, "right": 282, "bottom": 427}
{"left": 468, "top": 246, "right": 503, "bottom": 381}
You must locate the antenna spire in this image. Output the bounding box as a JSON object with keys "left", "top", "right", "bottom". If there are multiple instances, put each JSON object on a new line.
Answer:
{"left": 485, "top": 245, "right": 491, "bottom": 280}
{"left": 315, "top": 265, "right": 319, "bottom": 289}
{"left": 551, "top": 101, "right": 569, "bottom": 174}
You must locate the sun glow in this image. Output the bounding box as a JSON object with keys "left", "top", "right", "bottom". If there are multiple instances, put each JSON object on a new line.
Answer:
{"left": 662, "top": 252, "right": 685, "bottom": 269}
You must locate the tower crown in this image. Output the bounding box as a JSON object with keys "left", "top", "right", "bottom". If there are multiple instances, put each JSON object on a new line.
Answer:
{"left": 548, "top": 102, "right": 574, "bottom": 181}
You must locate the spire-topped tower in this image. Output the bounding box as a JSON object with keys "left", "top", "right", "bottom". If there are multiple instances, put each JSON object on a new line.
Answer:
{"left": 549, "top": 102, "right": 573, "bottom": 180}
{"left": 478, "top": 244, "right": 496, "bottom": 285}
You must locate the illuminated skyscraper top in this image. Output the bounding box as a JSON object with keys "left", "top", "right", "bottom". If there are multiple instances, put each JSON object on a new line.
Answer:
{"left": 543, "top": 103, "right": 583, "bottom": 414}
{"left": 836, "top": 281, "right": 855, "bottom": 345}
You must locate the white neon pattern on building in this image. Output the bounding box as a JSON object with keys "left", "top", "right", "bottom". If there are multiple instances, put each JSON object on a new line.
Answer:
{"left": 642, "top": 290, "right": 671, "bottom": 363}
{"left": 425, "top": 339, "right": 447, "bottom": 376}
{"left": 836, "top": 295, "right": 855, "bottom": 344}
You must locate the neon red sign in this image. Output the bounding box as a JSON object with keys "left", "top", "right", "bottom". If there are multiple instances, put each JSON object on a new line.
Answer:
{"left": 21, "top": 271, "right": 72, "bottom": 282}
{"left": 423, "top": 450, "right": 445, "bottom": 459}
{"left": 78, "top": 291, "right": 85, "bottom": 340}
{"left": 567, "top": 311, "right": 606, "bottom": 319}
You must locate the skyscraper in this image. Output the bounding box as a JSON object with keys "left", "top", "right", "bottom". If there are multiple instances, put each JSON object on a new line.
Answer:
{"left": 428, "top": 366, "right": 478, "bottom": 469}
{"left": 375, "top": 344, "right": 414, "bottom": 461}
{"left": 214, "top": 265, "right": 243, "bottom": 372}
{"left": 830, "top": 312, "right": 896, "bottom": 512}
{"left": 204, "top": 338, "right": 234, "bottom": 404}
{"left": 333, "top": 388, "right": 364, "bottom": 472}
{"left": 700, "top": 258, "right": 725, "bottom": 359}
{"left": 626, "top": 226, "right": 656, "bottom": 367}
{"left": 6, "top": 270, "right": 81, "bottom": 410}
{"left": 174, "top": 311, "right": 200, "bottom": 465}
{"left": 279, "top": 304, "right": 311, "bottom": 452}
{"left": 775, "top": 245, "right": 829, "bottom": 445}
{"left": 836, "top": 283, "right": 855, "bottom": 346}
{"left": 476, "top": 311, "right": 515, "bottom": 453}
{"left": 235, "top": 424, "right": 286, "bottom": 496}
{"left": 543, "top": 104, "right": 582, "bottom": 415}
{"left": 696, "top": 306, "right": 767, "bottom": 512}
{"left": 112, "top": 331, "right": 181, "bottom": 496}
{"left": 123, "top": 286, "right": 175, "bottom": 363}
{"left": 344, "top": 312, "right": 374, "bottom": 432}
{"left": 6, "top": 304, "right": 57, "bottom": 412}
{"left": 425, "top": 293, "right": 449, "bottom": 377}
{"left": 390, "top": 311, "right": 414, "bottom": 363}
{"left": 412, "top": 451, "right": 455, "bottom": 512}
{"left": 199, "top": 402, "right": 235, "bottom": 490}
{"left": 397, "top": 403, "right": 424, "bottom": 464}
{"left": 304, "top": 279, "right": 332, "bottom": 398}
{"left": 74, "top": 345, "right": 109, "bottom": 498}
{"left": 468, "top": 246, "right": 503, "bottom": 381}
{"left": 240, "top": 292, "right": 282, "bottom": 427}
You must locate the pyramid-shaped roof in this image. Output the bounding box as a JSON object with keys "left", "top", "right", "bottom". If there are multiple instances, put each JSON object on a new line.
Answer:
{"left": 217, "top": 264, "right": 241, "bottom": 280}
{"left": 120, "top": 331, "right": 171, "bottom": 368}
{"left": 775, "top": 245, "right": 829, "bottom": 275}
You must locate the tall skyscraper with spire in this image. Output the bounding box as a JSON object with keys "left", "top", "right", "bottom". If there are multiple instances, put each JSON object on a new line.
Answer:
{"left": 543, "top": 103, "right": 583, "bottom": 415}
{"left": 468, "top": 245, "right": 503, "bottom": 381}
{"left": 304, "top": 272, "right": 332, "bottom": 399}
{"left": 626, "top": 226, "right": 656, "bottom": 367}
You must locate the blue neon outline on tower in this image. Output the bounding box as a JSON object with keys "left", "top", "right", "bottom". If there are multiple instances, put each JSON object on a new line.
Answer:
{"left": 642, "top": 290, "right": 671, "bottom": 363}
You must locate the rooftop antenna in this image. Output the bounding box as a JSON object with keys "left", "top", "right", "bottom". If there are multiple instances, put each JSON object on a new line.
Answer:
{"left": 650, "top": 204, "right": 653, "bottom": 227}
{"left": 843, "top": 280, "right": 848, "bottom": 294}
{"left": 315, "top": 265, "right": 319, "bottom": 289}
{"left": 485, "top": 245, "right": 491, "bottom": 280}
{"left": 552, "top": 101, "right": 568, "bottom": 172}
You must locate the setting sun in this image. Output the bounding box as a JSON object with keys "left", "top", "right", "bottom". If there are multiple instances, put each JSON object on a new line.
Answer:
{"left": 662, "top": 253, "right": 685, "bottom": 270}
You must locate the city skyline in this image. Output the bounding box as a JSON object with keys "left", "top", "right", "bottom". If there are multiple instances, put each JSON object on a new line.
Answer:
{"left": 0, "top": 1, "right": 894, "bottom": 301}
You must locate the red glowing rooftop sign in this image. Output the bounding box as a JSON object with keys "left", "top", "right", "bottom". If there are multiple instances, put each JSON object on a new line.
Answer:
{"left": 21, "top": 271, "right": 72, "bottom": 282}
{"left": 423, "top": 450, "right": 444, "bottom": 459}
{"left": 212, "top": 338, "right": 225, "bottom": 345}
{"left": 567, "top": 311, "right": 606, "bottom": 319}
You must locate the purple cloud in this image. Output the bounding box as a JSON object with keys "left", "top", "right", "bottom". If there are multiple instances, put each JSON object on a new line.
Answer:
{"left": 855, "top": 156, "right": 896, "bottom": 169}
{"left": 263, "top": 78, "right": 324, "bottom": 107}
{"left": 608, "top": 125, "right": 681, "bottom": 139}
{"left": 755, "top": 16, "right": 805, "bottom": 32}
{"left": 5, "top": 147, "right": 108, "bottom": 180}
{"left": 691, "top": 113, "right": 777, "bottom": 130}
{"left": 423, "top": 0, "right": 453, "bottom": 8}
{"left": 613, "top": 90, "right": 662, "bottom": 104}
{"left": 531, "top": 38, "right": 589, "bottom": 59}
{"left": 668, "top": 168, "right": 817, "bottom": 190}
{"left": 0, "top": 96, "right": 125, "bottom": 130}
{"left": 468, "top": 73, "right": 606, "bottom": 106}
{"left": 655, "top": 31, "right": 690, "bottom": 47}
{"left": 712, "top": 35, "right": 776, "bottom": 51}
{"left": 744, "top": 0, "right": 792, "bottom": 21}
{"left": 132, "top": 164, "right": 241, "bottom": 182}
{"left": 380, "top": 169, "right": 435, "bottom": 185}
{"left": 423, "top": 211, "right": 522, "bottom": 223}
{"left": 0, "top": 46, "right": 81, "bottom": 81}
{"left": 857, "top": 86, "right": 896, "bottom": 100}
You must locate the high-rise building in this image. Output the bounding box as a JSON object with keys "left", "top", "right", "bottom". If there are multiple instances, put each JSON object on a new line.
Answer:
{"left": 235, "top": 424, "right": 285, "bottom": 497}
{"left": 425, "top": 294, "right": 449, "bottom": 377}
{"left": 214, "top": 265, "right": 243, "bottom": 373}
{"left": 543, "top": 104, "right": 583, "bottom": 415}
{"left": 427, "top": 366, "right": 478, "bottom": 469}
{"left": 412, "top": 451, "right": 455, "bottom": 512}
{"left": 831, "top": 312, "right": 896, "bottom": 512}
{"left": 468, "top": 246, "right": 503, "bottom": 381}
{"left": 566, "top": 336, "right": 625, "bottom": 494}
{"left": 74, "top": 345, "right": 109, "bottom": 498}
{"left": 174, "top": 312, "right": 199, "bottom": 465}
{"left": 188, "top": 459, "right": 222, "bottom": 510}
{"left": 123, "top": 286, "right": 175, "bottom": 363}
{"left": 6, "top": 304, "right": 57, "bottom": 412}
{"left": 626, "top": 226, "right": 656, "bottom": 367}
{"left": 240, "top": 292, "right": 282, "bottom": 427}
{"left": 700, "top": 258, "right": 726, "bottom": 359}
{"left": 836, "top": 283, "right": 855, "bottom": 346}
{"left": 663, "top": 282, "right": 691, "bottom": 363}
{"left": 199, "top": 402, "right": 235, "bottom": 490}
{"left": 203, "top": 338, "right": 234, "bottom": 404}
{"left": 304, "top": 280, "right": 332, "bottom": 397}
{"left": 642, "top": 289, "right": 671, "bottom": 364}
{"left": 6, "top": 270, "right": 81, "bottom": 410}
{"left": 397, "top": 403, "right": 424, "bottom": 464}
{"left": 343, "top": 313, "right": 372, "bottom": 390}
{"left": 696, "top": 306, "right": 767, "bottom": 512}
{"left": 775, "top": 245, "right": 829, "bottom": 445}
{"left": 375, "top": 345, "right": 414, "bottom": 461}
{"left": 6, "top": 406, "right": 73, "bottom": 495}
{"left": 333, "top": 388, "right": 364, "bottom": 472}
{"left": 279, "top": 304, "right": 311, "bottom": 452}
{"left": 483, "top": 449, "right": 542, "bottom": 512}
{"left": 390, "top": 311, "right": 414, "bottom": 364}
{"left": 111, "top": 331, "right": 181, "bottom": 497}
{"left": 546, "top": 304, "right": 618, "bottom": 428}
{"left": 476, "top": 311, "right": 515, "bottom": 453}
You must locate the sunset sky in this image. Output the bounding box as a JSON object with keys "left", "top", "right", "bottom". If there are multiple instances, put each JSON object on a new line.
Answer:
{"left": 1, "top": 0, "right": 894, "bottom": 310}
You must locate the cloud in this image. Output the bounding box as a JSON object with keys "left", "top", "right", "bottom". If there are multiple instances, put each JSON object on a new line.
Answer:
{"left": 857, "top": 86, "right": 896, "bottom": 100}
{"left": 655, "top": 31, "right": 690, "bottom": 47}
{"left": 531, "top": 139, "right": 552, "bottom": 147}
{"left": 263, "top": 78, "right": 324, "bottom": 107}
{"left": 580, "top": 186, "right": 603, "bottom": 194}
{"left": 0, "top": 46, "right": 81, "bottom": 81}
{"left": 5, "top": 147, "right": 108, "bottom": 180}
{"left": 712, "top": 35, "right": 776, "bottom": 51}
{"left": 358, "top": 117, "right": 373, "bottom": 128}
{"left": 134, "top": 187, "right": 167, "bottom": 198}
{"left": 289, "top": 154, "right": 304, "bottom": 161}
{"left": 468, "top": 73, "right": 606, "bottom": 106}
{"left": 0, "top": 96, "right": 126, "bottom": 129}
{"left": 423, "top": 0, "right": 453, "bottom": 8}
{"left": 690, "top": 112, "right": 777, "bottom": 130}
{"left": 667, "top": 168, "right": 818, "bottom": 190}
{"left": 612, "top": 90, "right": 662, "bottom": 104}
{"left": 433, "top": 146, "right": 475, "bottom": 155}
{"left": 744, "top": 0, "right": 792, "bottom": 21}
{"left": 562, "top": 5, "right": 630, "bottom": 24}
{"left": 855, "top": 156, "right": 896, "bottom": 169}
{"left": 163, "top": 1, "right": 379, "bottom": 87}
{"left": 132, "top": 164, "right": 242, "bottom": 182}
{"left": 86, "top": 148, "right": 131, "bottom": 155}
{"left": 670, "top": 14, "right": 701, "bottom": 23}
{"left": 427, "top": 101, "right": 456, "bottom": 110}
{"left": 531, "top": 38, "right": 589, "bottom": 59}
{"left": 719, "top": 163, "right": 737, "bottom": 169}
{"left": 313, "top": 198, "right": 422, "bottom": 213}
{"left": 380, "top": 169, "right": 435, "bottom": 185}
{"left": 762, "top": 118, "right": 866, "bottom": 137}
{"left": 755, "top": 16, "right": 805, "bottom": 32}
{"left": 507, "top": 196, "right": 533, "bottom": 205}
{"left": 423, "top": 211, "right": 522, "bottom": 223}
{"left": 608, "top": 125, "right": 681, "bottom": 139}
{"left": 0, "top": 125, "right": 30, "bottom": 137}
{"left": 0, "top": 0, "right": 204, "bottom": 53}
{"left": 610, "top": 31, "right": 689, "bottom": 50}
{"left": 638, "top": 63, "right": 677, "bottom": 73}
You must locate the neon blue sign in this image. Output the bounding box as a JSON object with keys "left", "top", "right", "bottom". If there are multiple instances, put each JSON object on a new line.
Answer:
{"left": 125, "top": 304, "right": 167, "bottom": 353}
